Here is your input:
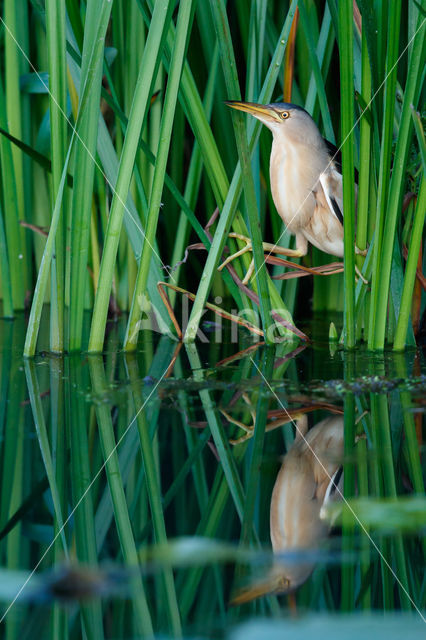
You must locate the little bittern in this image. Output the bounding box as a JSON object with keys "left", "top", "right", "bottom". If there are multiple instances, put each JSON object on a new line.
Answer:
{"left": 232, "top": 415, "right": 343, "bottom": 604}
{"left": 222, "top": 101, "right": 367, "bottom": 282}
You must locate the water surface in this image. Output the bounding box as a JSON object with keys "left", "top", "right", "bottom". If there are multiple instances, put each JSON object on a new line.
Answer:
{"left": 0, "top": 315, "right": 425, "bottom": 638}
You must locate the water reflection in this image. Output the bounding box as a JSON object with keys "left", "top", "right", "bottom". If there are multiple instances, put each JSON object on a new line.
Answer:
{"left": 0, "top": 320, "right": 424, "bottom": 637}
{"left": 233, "top": 414, "right": 344, "bottom": 604}
{"left": 0, "top": 564, "right": 132, "bottom": 604}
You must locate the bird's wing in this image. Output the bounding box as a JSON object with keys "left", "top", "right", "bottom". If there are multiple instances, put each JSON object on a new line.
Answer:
{"left": 322, "top": 466, "right": 343, "bottom": 504}
{"left": 319, "top": 168, "right": 344, "bottom": 225}
{"left": 323, "top": 137, "right": 359, "bottom": 183}
{"left": 319, "top": 466, "right": 343, "bottom": 527}
{"left": 323, "top": 138, "right": 342, "bottom": 173}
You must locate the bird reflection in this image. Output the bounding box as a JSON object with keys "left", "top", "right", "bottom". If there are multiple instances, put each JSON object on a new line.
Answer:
{"left": 232, "top": 414, "right": 344, "bottom": 604}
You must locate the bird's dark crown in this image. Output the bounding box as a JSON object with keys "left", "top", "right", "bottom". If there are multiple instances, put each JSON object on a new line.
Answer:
{"left": 267, "top": 102, "right": 308, "bottom": 115}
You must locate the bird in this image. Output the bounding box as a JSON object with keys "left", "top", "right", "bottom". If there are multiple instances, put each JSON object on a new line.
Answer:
{"left": 231, "top": 414, "right": 344, "bottom": 604}
{"left": 219, "top": 101, "right": 367, "bottom": 283}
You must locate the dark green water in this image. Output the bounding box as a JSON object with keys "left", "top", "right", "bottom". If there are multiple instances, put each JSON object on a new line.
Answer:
{"left": 0, "top": 315, "right": 425, "bottom": 638}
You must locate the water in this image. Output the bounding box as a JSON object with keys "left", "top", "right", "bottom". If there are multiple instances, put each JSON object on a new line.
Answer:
{"left": 0, "top": 315, "right": 425, "bottom": 638}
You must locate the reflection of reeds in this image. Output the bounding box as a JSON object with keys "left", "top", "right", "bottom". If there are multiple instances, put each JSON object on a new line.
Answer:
{"left": 1, "top": 333, "right": 424, "bottom": 634}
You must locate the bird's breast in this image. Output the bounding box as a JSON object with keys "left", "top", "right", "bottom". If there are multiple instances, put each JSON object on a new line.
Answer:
{"left": 269, "top": 140, "right": 317, "bottom": 232}
{"left": 270, "top": 454, "right": 325, "bottom": 553}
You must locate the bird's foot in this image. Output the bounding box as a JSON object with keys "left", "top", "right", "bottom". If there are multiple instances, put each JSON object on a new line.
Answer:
{"left": 227, "top": 422, "right": 255, "bottom": 445}
{"left": 220, "top": 392, "right": 257, "bottom": 445}
{"left": 355, "top": 245, "right": 368, "bottom": 257}
{"left": 355, "top": 432, "right": 367, "bottom": 443}
{"left": 242, "top": 259, "right": 255, "bottom": 285}
{"left": 218, "top": 233, "right": 304, "bottom": 284}
{"left": 355, "top": 245, "right": 368, "bottom": 283}
{"left": 218, "top": 233, "right": 254, "bottom": 284}
{"left": 218, "top": 233, "right": 257, "bottom": 285}
{"left": 355, "top": 264, "right": 368, "bottom": 285}
{"left": 222, "top": 393, "right": 307, "bottom": 445}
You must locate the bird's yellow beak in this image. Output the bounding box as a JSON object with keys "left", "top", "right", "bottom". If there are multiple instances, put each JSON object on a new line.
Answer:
{"left": 225, "top": 101, "right": 280, "bottom": 123}
{"left": 230, "top": 580, "right": 275, "bottom": 606}
{"left": 230, "top": 571, "right": 291, "bottom": 605}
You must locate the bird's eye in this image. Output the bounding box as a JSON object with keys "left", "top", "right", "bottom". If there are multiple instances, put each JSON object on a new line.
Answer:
{"left": 280, "top": 111, "right": 290, "bottom": 120}
{"left": 277, "top": 577, "right": 290, "bottom": 590}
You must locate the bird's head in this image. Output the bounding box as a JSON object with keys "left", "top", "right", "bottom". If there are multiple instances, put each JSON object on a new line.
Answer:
{"left": 225, "top": 101, "right": 322, "bottom": 147}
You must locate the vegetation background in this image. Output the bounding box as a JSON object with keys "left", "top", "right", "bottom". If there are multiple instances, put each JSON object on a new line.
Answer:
{"left": 0, "top": 0, "right": 424, "bottom": 353}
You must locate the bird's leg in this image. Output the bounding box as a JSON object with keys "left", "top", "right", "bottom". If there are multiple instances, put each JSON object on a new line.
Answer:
{"left": 260, "top": 241, "right": 306, "bottom": 258}
{"left": 218, "top": 233, "right": 306, "bottom": 284}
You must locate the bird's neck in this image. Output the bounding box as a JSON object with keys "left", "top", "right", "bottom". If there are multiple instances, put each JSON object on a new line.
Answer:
{"left": 268, "top": 135, "right": 314, "bottom": 226}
